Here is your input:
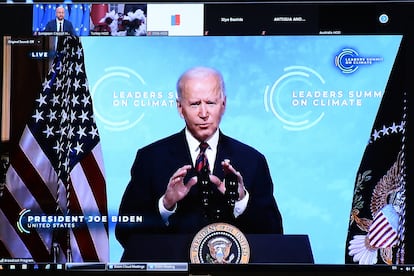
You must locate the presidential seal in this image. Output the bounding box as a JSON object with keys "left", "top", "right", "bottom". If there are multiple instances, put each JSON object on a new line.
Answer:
{"left": 190, "top": 223, "right": 250, "bottom": 264}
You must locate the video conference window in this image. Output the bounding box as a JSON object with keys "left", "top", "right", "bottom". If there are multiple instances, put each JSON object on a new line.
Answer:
{"left": 32, "top": 3, "right": 205, "bottom": 37}
{"left": 33, "top": 3, "right": 147, "bottom": 36}
{"left": 0, "top": 1, "right": 412, "bottom": 272}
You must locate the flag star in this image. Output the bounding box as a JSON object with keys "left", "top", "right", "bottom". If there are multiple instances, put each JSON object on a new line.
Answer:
{"left": 78, "top": 110, "right": 89, "bottom": 123}
{"left": 81, "top": 94, "right": 90, "bottom": 107}
{"left": 76, "top": 46, "right": 83, "bottom": 59}
{"left": 36, "top": 94, "right": 48, "bottom": 107}
{"left": 32, "top": 109, "right": 44, "bottom": 123}
{"left": 73, "top": 78, "right": 81, "bottom": 91}
{"left": 56, "top": 126, "right": 67, "bottom": 137}
{"left": 53, "top": 141, "right": 64, "bottom": 153}
{"left": 390, "top": 122, "right": 399, "bottom": 133}
{"left": 381, "top": 125, "right": 389, "bottom": 136}
{"left": 51, "top": 94, "right": 60, "bottom": 106}
{"left": 55, "top": 77, "right": 63, "bottom": 89}
{"left": 42, "top": 79, "right": 51, "bottom": 91}
{"left": 46, "top": 110, "right": 57, "bottom": 122}
{"left": 75, "top": 62, "right": 84, "bottom": 75}
{"left": 73, "top": 142, "right": 84, "bottom": 155}
{"left": 43, "top": 125, "right": 54, "bottom": 138}
{"left": 372, "top": 128, "right": 381, "bottom": 141}
{"left": 77, "top": 126, "right": 87, "bottom": 139}
{"left": 71, "top": 94, "right": 80, "bottom": 106}
{"left": 89, "top": 126, "right": 99, "bottom": 139}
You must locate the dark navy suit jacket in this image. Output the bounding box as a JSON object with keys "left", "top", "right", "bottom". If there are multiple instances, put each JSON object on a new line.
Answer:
{"left": 44, "top": 19, "right": 76, "bottom": 36}
{"left": 115, "top": 129, "right": 283, "bottom": 249}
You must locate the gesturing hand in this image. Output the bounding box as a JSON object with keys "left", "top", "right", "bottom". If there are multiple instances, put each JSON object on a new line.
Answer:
{"left": 221, "top": 159, "right": 246, "bottom": 200}
{"left": 208, "top": 160, "right": 246, "bottom": 200}
{"left": 162, "top": 165, "right": 197, "bottom": 210}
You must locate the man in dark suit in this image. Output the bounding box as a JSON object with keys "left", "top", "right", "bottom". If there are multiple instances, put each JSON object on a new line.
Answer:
{"left": 115, "top": 66, "right": 283, "bottom": 257}
{"left": 44, "top": 6, "right": 76, "bottom": 36}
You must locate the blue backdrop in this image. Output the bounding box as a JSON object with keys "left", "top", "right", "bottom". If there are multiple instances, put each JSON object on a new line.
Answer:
{"left": 33, "top": 4, "right": 90, "bottom": 36}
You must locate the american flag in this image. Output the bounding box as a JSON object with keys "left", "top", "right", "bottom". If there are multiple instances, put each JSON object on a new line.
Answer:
{"left": 0, "top": 36, "right": 108, "bottom": 262}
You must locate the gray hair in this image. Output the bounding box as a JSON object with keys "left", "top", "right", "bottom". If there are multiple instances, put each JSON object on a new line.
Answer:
{"left": 176, "top": 66, "right": 225, "bottom": 99}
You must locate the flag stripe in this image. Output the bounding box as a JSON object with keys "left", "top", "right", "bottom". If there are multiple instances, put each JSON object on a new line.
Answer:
{"left": 70, "top": 159, "right": 108, "bottom": 261}
{"left": 0, "top": 209, "right": 31, "bottom": 259}
{"left": 0, "top": 187, "right": 50, "bottom": 260}
{"left": 67, "top": 178, "right": 99, "bottom": 261}
{"left": 0, "top": 237, "right": 12, "bottom": 258}
{"left": 369, "top": 215, "right": 387, "bottom": 237}
{"left": 4, "top": 165, "right": 56, "bottom": 259}
{"left": 369, "top": 212, "right": 398, "bottom": 248}
{"left": 80, "top": 150, "right": 107, "bottom": 218}
{"left": 378, "top": 232, "right": 397, "bottom": 248}
{"left": 11, "top": 147, "right": 57, "bottom": 214}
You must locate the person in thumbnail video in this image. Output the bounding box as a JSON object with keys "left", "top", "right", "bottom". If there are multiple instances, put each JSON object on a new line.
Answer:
{"left": 115, "top": 66, "right": 283, "bottom": 251}
{"left": 44, "top": 6, "right": 76, "bottom": 36}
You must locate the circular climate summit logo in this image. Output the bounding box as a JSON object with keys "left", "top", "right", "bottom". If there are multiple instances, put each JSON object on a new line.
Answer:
{"left": 335, "top": 48, "right": 383, "bottom": 74}
{"left": 335, "top": 48, "right": 360, "bottom": 74}
{"left": 91, "top": 66, "right": 146, "bottom": 131}
{"left": 264, "top": 65, "right": 326, "bottom": 131}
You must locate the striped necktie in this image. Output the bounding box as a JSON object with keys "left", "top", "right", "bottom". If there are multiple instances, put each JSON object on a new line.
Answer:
{"left": 195, "top": 142, "right": 210, "bottom": 173}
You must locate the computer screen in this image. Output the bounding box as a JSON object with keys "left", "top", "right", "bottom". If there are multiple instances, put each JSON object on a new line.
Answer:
{"left": 0, "top": 1, "right": 412, "bottom": 275}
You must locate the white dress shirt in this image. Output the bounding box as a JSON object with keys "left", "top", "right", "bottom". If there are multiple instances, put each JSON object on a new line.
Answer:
{"left": 158, "top": 128, "right": 249, "bottom": 225}
{"left": 56, "top": 20, "right": 64, "bottom": 32}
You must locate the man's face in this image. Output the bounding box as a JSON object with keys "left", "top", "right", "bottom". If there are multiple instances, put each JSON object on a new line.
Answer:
{"left": 177, "top": 74, "right": 226, "bottom": 142}
{"left": 56, "top": 8, "right": 65, "bottom": 20}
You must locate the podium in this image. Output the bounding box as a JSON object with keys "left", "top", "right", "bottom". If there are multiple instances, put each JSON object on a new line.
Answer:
{"left": 121, "top": 234, "right": 314, "bottom": 263}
